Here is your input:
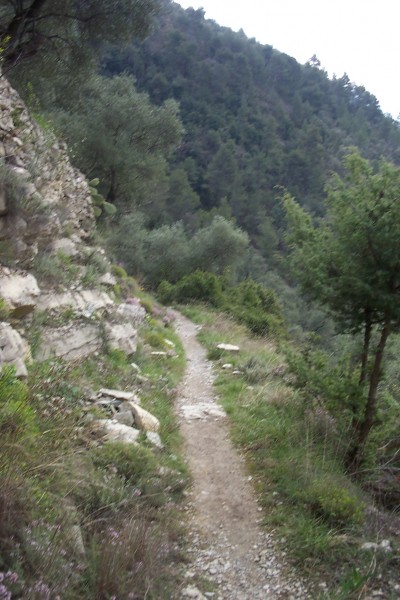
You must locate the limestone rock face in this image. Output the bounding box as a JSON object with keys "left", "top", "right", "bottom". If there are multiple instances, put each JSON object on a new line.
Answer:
{"left": 115, "top": 302, "right": 146, "bottom": 326}
{"left": 0, "top": 75, "right": 94, "bottom": 266}
{"left": 0, "top": 321, "right": 30, "bottom": 377}
{"left": 104, "top": 322, "right": 137, "bottom": 355}
{"left": 37, "top": 290, "right": 113, "bottom": 313}
{"left": 0, "top": 268, "right": 40, "bottom": 316}
{"left": 36, "top": 324, "right": 101, "bottom": 362}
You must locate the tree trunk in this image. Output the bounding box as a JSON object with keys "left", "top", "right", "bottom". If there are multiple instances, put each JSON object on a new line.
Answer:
{"left": 348, "top": 315, "right": 391, "bottom": 470}
{"left": 359, "top": 311, "right": 372, "bottom": 386}
{"left": 107, "top": 170, "right": 116, "bottom": 203}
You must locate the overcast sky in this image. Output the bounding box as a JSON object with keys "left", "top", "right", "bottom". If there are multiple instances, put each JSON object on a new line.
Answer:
{"left": 176, "top": 0, "right": 399, "bottom": 119}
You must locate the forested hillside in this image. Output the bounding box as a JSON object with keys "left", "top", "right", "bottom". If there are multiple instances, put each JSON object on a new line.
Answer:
{"left": 11, "top": 0, "right": 400, "bottom": 276}
{"left": 101, "top": 0, "right": 400, "bottom": 253}
{"left": 1, "top": 1, "right": 400, "bottom": 596}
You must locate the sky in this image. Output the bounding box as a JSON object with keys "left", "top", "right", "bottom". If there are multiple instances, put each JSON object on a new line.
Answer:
{"left": 176, "top": 0, "right": 400, "bottom": 119}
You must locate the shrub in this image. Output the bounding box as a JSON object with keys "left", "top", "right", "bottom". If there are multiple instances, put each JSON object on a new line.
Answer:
{"left": 158, "top": 271, "right": 223, "bottom": 306}
{"left": 33, "top": 252, "right": 79, "bottom": 287}
{"left": 157, "top": 280, "right": 175, "bottom": 304}
{"left": 143, "top": 329, "right": 167, "bottom": 349}
{"left": 111, "top": 264, "right": 128, "bottom": 279}
{"left": 224, "top": 279, "right": 284, "bottom": 337}
{"left": 299, "top": 477, "right": 365, "bottom": 527}
{"left": 139, "top": 298, "right": 153, "bottom": 314}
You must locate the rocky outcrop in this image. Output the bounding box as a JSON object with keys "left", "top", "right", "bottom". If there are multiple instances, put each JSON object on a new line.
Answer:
{"left": 36, "top": 324, "right": 101, "bottom": 362}
{"left": 0, "top": 268, "right": 40, "bottom": 316}
{"left": 37, "top": 290, "right": 113, "bottom": 313}
{"left": 0, "top": 321, "right": 30, "bottom": 377}
{"left": 104, "top": 322, "right": 137, "bottom": 355}
{"left": 0, "top": 76, "right": 94, "bottom": 267}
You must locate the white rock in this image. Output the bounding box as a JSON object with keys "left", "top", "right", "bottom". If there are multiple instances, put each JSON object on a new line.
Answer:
{"left": 49, "top": 237, "right": 79, "bottom": 258}
{"left": 180, "top": 403, "right": 226, "bottom": 421}
{"left": 130, "top": 403, "right": 160, "bottom": 432}
{"left": 0, "top": 270, "right": 40, "bottom": 316}
{"left": 99, "top": 272, "right": 117, "bottom": 286}
{"left": 217, "top": 343, "right": 240, "bottom": 352}
{"left": 37, "top": 290, "right": 113, "bottom": 313}
{"left": 115, "top": 302, "right": 146, "bottom": 325}
{"left": 181, "top": 585, "right": 207, "bottom": 600}
{"left": 104, "top": 322, "right": 137, "bottom": 355}
{"left": 146, "top": 431, "right": 164, "bottom": 449}
{"left": 114, "top": 408, "right": 134, "bottom": 427}
{"left": 93, "top": 420, "right": 140, "bottom": 444}
{"left": 222, "top": 363, "right": 233, "bottom": 369}
{"left": 0, "top": 321, "right": 30, "bottom": 377}
{"left": 36, "top": 324, "right": 101, "bottom": 361}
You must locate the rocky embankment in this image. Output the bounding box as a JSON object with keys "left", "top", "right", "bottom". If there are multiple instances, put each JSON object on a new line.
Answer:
{"left": 0, "top": 74, "right": 164, "bottom": 447}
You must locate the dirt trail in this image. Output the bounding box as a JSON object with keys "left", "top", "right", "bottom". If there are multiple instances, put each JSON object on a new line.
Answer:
{"left": 174, "top": 313, "right": 309, "bottom": 600}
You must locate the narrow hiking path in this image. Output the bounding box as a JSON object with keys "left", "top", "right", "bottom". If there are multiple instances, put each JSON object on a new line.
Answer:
{"left": 174, "top": 313, "right": 310, "bottom": 600}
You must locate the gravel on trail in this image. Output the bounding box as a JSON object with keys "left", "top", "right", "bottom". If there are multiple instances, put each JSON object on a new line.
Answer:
{"left": 174, "top": 313, "right": 311, "bottom": 600}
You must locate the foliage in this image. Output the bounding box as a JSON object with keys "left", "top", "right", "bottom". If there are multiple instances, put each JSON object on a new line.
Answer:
{"left": 0, "top": 298, "right": 10, "bottom": 320}
{"left": 298, "top": 477, "right": 365, "bottom": 527}
{"left": 225, "top": 279, "right": 284, "bottom": 336}
{"left": 192, "top": 306, "right": 390, "bottom": 592}
{"left": 91, "top": 442, "right": 157, "bottom": 486}
{"left": 102, "top": 0, "right": 400, "bottom": 256}
{"left": 89, "top": 177, "right": 117, "bottom": 218}
{"left": 110, "top": 214, "right": 249, "bottom": 287}
{"left": 158, "top": 270, "right": 223, "bottom": 306}
{"left": 54, "top": 75, "right": 183, "bottom": 210}
{"left": 283, "top": 151, "right": 400, "bottom": 466}
{"left": 0, "top": 366, "right": 35, "bottom": 438}
{"left": 0, "top": 303, "right": 188, "bottom": 598}
{"left": 190, "top": 215, "right": 249, "bottom": 274}
{"left": 32, "top": 251, "right": 80, "bottom": 288}
{"left": 2, "top": 0, "right": 159, "bottom": 77}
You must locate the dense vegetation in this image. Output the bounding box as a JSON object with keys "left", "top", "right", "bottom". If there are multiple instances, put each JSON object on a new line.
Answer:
{"left": 1, "top": 0, "right": 400, "bottom": 595}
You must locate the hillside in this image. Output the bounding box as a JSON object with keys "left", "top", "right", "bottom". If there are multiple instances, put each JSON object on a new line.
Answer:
{"left": 102, "top": 0, "right": 400, "bottom": 252}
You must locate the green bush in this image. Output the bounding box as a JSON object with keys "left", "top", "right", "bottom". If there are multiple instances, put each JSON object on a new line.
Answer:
{"left": 158, "top": 271, "right": 223, "bottom": 306}
{"left": 139, "top": 298, "right": 153, "bottom": 314}
{"left": 111, "top": 264, "right": 128, "bottom": 279}
{"left": 299, "top": 477, "right": 365, "bottom": 526}
{"left": 157, "top": 280, "right": 175, "bottom": 304}
{"left": 224, "top": 279, "right": 284, "bottom": 337}
{"left": 143, "top": 329, "right": 167, "bottom": 349}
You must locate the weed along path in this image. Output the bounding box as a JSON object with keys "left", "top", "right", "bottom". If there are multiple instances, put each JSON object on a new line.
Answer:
{"left": 174, "top": 312, "right": 309, "bottom": 600}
